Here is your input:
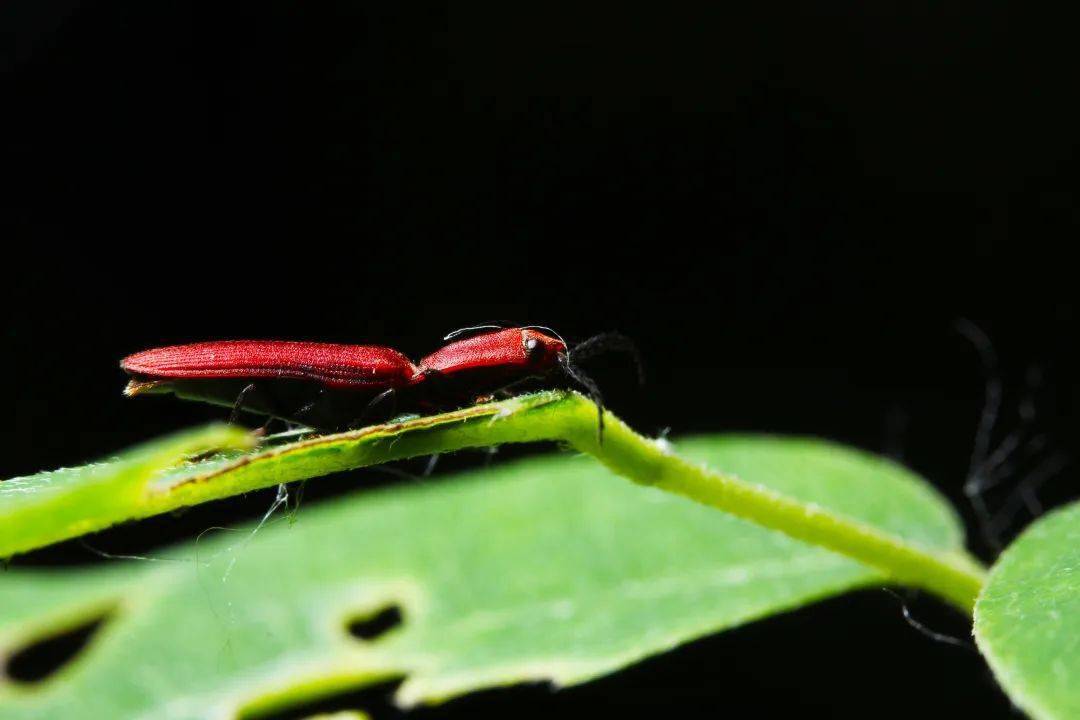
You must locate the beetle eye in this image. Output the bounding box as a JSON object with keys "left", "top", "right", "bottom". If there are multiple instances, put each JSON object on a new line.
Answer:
{"left": 524, "top": 336, "right": 541, "bottom": 357}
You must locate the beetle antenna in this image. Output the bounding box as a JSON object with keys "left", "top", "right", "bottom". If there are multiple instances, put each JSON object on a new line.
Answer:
{"left": 559, "top": 353, "right": 606, "bottom": 444}
{"left": 443, "top": 324, "right": 507, "bottom": 341}
{"left": 522, "top": 325, "right": 569, "bottom": 348}
{"left": 570, "top": 332, "right": 645, "bottom": 385}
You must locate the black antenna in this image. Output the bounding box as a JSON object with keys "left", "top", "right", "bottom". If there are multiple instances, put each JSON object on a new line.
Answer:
{"left": 570, "top": 331, "right": 645, "bottom": 385}
{"left": 559, "top": 353, "right": 606, "bottom": 444}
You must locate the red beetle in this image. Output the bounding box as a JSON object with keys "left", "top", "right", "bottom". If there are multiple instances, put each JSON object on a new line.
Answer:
{"left": 121, "top": 327, "right": 639, "bottom": 432}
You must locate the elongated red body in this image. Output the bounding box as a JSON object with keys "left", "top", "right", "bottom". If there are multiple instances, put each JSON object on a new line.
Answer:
{"left": 121, "top": 328, "right": 570, "bottom": 430}
{"left": 121, "top": 340, "right": 418, "bottom": 389}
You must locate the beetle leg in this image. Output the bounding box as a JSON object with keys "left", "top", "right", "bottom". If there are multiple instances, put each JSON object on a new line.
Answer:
{"left": 230, "top": 382, "right": 281, "bottom": 434}
{"left": 348, "top": 387, "right": 398, "bottom": 429}
{"left": 229, "top": 382, "right": 260, "bottom": 425}
{"left": 292, "top": 388, "right": 327, "bottom": 426}
{"left": 484, "top": 374, "right": 541, "bottom": 402}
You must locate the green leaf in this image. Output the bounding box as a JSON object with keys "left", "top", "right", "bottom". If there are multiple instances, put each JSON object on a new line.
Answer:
{"left": 0, "top": 435, "right": 967, "bottom": 719}
{"left": 975, "top": 500, "right": 1080, "bottom": 720}
{"left": 0, "top": 392, "right": 985, "bottom": 610}
{"left": 0, "top": 393, "right": 566, "bottom": 561}
{"left": 0, "top": 424, "right": 253, "bottom": 559}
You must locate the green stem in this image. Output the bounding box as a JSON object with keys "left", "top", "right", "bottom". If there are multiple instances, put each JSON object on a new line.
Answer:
{"left": 557, "top": 400, "right": 987, "bottom": 613}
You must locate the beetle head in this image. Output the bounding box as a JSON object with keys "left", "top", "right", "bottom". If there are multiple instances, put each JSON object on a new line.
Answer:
{"left": 521, "top": 327, "right": 568, "bottom": 369}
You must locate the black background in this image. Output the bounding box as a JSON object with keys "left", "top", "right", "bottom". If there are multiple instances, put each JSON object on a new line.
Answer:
{"left": 2, "top": 2, "right": 1077, "bottom": 718}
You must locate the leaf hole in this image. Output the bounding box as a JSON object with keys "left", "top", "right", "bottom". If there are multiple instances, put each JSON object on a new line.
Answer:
{"left": 3, "top": 611, "right": 112, "bottom": 684}
{"left": 346, "top": 604, "right": 403, "bottom": 642}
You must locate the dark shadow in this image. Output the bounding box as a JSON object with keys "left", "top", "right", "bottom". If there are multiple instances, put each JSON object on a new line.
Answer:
{"left": 239, "top": 677, "right": 404, "bottom": 720}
